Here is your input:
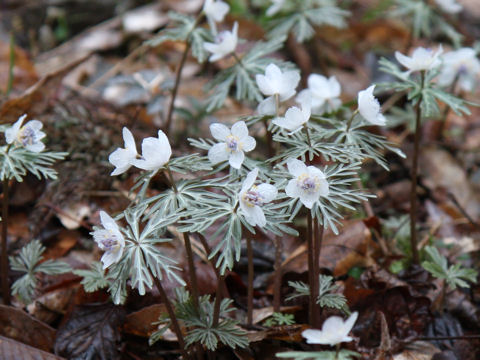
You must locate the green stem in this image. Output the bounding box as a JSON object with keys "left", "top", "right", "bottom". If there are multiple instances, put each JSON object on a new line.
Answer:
{"left": 409, "top": 71, "right": 425, "bottom": 266}
{"left": 1, "top": 177, "right": 10, "bottom": 305}
{"left": 346, "top": 109, "right": 359, "bottom": 133}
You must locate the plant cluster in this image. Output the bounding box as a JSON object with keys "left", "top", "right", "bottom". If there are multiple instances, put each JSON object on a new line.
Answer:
{"left": 4, "top": 0, "right": 480, "bottom": 359}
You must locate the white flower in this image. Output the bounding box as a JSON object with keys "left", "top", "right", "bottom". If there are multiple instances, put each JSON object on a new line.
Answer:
{"left": 272, "top": 102, "right": 311, "bottom": 133}
{"left": 130, "top": 130, "right": 171, "bottom": 171}
{"left": 296, "top": 74, "right": 342, "bottom": 114}
{"left": 92, "top": 211, "right": 125, "bottom": 269}
{"left": 5, "top": 114, "right": 46, "bottom": 153}
{"left": 239, "top": 168, "right": 277, "bottom": 227}
{"left": 285, "top": 158, "right": 329, "bottom": 209}
{"left": 434, "top": 0, "right": 462, "bottom": 14}
{"left": 203, "top": 0, "right": 230, "bottom": 35}
{"left": 109, "top": 127, "right": 138, "bottom": 176}
{"left": 395, "top": 46, "right": 443, "bottom": 73}
{"left": 208, "top": 121, "right": 256, "bottom": 169}
{"left": 302, "top": 312, "right": 358, "bottom": 346}
{"left": 256, "top": 63, "right": 300, "bottom": 102}
{"left": 438, "top": 48, "right": 480, "bottom": 92}
{"left": 257, "top": 96, "right": 276, "bottom": 116}
{"left": 204, "top": 22, "right": 238, "bottom": 62}
{"left": 357, "top": 85, "right": 386, "bottom": 126}
{"left": 266, "top": 0, "right": 285, "bottom": 16}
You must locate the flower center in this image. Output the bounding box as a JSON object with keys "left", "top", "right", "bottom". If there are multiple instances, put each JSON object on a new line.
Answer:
{"left": 17, "top": 126, "right": 36, "bottom": 146}
{"left": 226, "top": 135, "right": 241, "bottom": 152}
{"left": 98, "top": 230, "right": 120, "bottom": 251}
{"left": 242, "top": 186, "right": 263, "bottom": 207}
{"left": 297, "top": 173, "right": 320, "bottom": 194}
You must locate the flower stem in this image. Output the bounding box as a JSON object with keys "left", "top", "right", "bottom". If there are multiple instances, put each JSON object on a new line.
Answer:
{"left": 346, "top": 109, "right": 359, "bottom": 132}
{"left": 1, "top": 177, "right": 10, "bottom": 305}
{"left": 273, "top": 235, "right": 282, "bottom": 313}
{"left": 409, "top": 71, "right": 425, "bottom": 266}
{"left": 246, "top": 235, "right": 254, "bottom": 325}
{"left": 312, "top": 217, "right": 323, "bottom": 327}
{"left": 307, "top": 214, "right": 315, "bottom": 326}
{"left": 183, "top": 232, "right": 200, "bottom": 309}
{"left": 151, "top": 272, "right": 189, "bottom": 359}
{"left": 164, "top": 41, "right": 191, "bottom": 137}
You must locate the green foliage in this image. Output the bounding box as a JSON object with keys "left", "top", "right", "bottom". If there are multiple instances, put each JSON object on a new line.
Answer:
{"left": 379, "top": 57, "right": 471, "bottom": 119}
{"left": 389, "top": 0, "right": 462, "bottom": 46}
{"left": 287, "top": 276, "right": 347, "bottom": 311}
{"left": 317, "top": 275, "right": 347, "bottom": 310}
{"left": 422, "top": 246, "right": 477, "bottom": 289}
{"left": 10, "top": 239, "right": 71, "bottom": 304}
{"left": 276, "top": 350, "right": 360, "bottom": 359}
{"left": 0, "top": 146, "right": 67, "bottom": 182}
{"left": 205, "top": 36, "right": 291, "bottom": 111}
{"left": 267, "top": 0, "right": 350, "bottom": 43}
{"left": 263, "top": 312, "right": 296, "bottom": 327}
{"left": 73, "top": 262, "right": 110, "bottom": 293}
{"left": 147, "top": 12, "right": 212, "bottom": 63}
{"left": 150, "top": 288, "right": 248, "bottom": 351}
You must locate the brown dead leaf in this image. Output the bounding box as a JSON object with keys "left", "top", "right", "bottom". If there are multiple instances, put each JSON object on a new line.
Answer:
{"left": 282, "top": 220, "right": 378, "bottom": 276}
{"left": 26, "top": 288, "right": 76, "bottom": 324}
{"left": 393, "top": 341, "right": 441, "bottom": 360}
{"left": 0, "top": 305, "right": 56, "bottom": 352}
{"left": 42, "top": 230, "right": 79, "bottom": 260}
{"left": 420, "top": 146, "right": 480, "bottom": 222}
{"left": 0, "top": 39, "right": 38, "bottom": 96}
{"left": 0, "top": 335, "right": 64, "bottom": 360}
{"left": 123, "top": 304, "right": 167, "bottom": 338}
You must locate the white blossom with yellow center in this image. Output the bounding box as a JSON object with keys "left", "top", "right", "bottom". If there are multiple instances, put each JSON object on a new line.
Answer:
{"left": 239, "top": 168, "right": 277, "bottom": 227}
{"left": 285, "top": 158, "right": 329, "bottom": 209}
{"left": 208, "top": 121, "right": 256, "bottom": 169}
{"left": 92, "top": 211, "right": 125, "bottom": 269}
{"left": 5, "top": 114, "right": 46, "bottom": 153}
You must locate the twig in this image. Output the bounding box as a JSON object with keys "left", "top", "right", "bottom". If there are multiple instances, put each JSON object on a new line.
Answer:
{"left": 164, "top": 41, "right": 191, "bottom": 137}
{"left": 312, "top": 217, "right": 323, "bottom": 327}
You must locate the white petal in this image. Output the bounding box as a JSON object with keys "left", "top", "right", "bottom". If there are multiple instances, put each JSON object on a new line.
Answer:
{"left": 257, "top": 96, "right": 276, "bottom": 115}
{"left": 210, "top": 123, "right": 231, "bottom": 141}
{"left": 231, "top": 121, "right": 248, "bottom": 139}
{"left": 242, "top": 136, "right": 256, "bottom": 152}
{"left": 229, "top": 150, "right": 244, "bottom": 169}
{"left": 100, "top": 211, "right": 117, "bottom": 231}
{"left": 246, "top": 205, "right": 266, "bottom": 227}
{"left": 256, "top": 74, "right": 273, "bottom": 96}
{"left": 279, "top": 71, "right": 300, "bottom": 101}
{"left": 395, "top": 51, "right": 413, "bottom": 69}
{"left": 5, "top": 115, "right": 25, "bottom": 144}
{"left": 26, "top": 120, "right": 43, "bottom": 131}
{"left": 101, "top": 249, "right": 122, "bottom": 269}
{"left": 285, "top": 179, "right": 303, "bottom": 199}
{"left": 208, "top": 142, "right": 229, "bottom": 164}
{"left": 257, "top": 183, "right": 277, "bottom": 203}
{"left": 299, "top": 194, "right": 316, "bottom": 209}
{"left": 26, "top": 142, "right": 45, "bottom": 153}
{"left": 241, "top": 168, "right": 258, "bottom": 192}
{"left": 343, "top": 312, "right": 358, "bottom": 334}
{"left": 122, "top": 127, "right": 137, "bottom": 153}
{"left": 286, "top": 158, "right": 307, "bottom": 177}
{"left": 302, "top": 329, "right": 329, "bottom": 344}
